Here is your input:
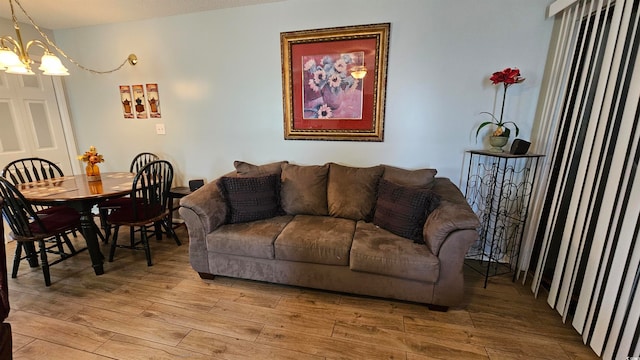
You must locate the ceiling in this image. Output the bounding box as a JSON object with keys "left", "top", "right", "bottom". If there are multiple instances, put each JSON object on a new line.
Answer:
{"left": 0, "top": 0, "right": 284, "bottom": 30}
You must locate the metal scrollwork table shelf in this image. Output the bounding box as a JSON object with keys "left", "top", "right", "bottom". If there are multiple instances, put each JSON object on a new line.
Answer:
{"left": 464, "top": 150, "right": 544, "bottom": 288}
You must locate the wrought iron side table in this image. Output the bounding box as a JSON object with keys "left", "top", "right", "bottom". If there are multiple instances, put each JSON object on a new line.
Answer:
{"left": 464, "top": 150, "right": 544, "bottom": 287}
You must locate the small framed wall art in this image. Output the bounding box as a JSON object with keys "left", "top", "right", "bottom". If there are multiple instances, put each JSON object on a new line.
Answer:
{"left": 132, "top": 84, "right": 147, "bottom": 119}
{"left": 146, "top": 83, "right": 161, "bottom": 118}
{"left": 281, "top": 23, "right": 390, "bottom": 141}
{"left": 119, "top": 85, "right": 134, "bottom": 119}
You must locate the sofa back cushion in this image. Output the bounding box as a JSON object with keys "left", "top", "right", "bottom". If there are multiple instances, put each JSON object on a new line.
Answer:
{"left": 234, "top": 160, "right": 288, "bottom": 177}
{"left": 373, "top": 179, "right": 441, "bottom": 243}
{"left": 382, "top": 165, "right": 437, "bottom": 189}
{"left": 280, "top": 164, "right": 329, "bottom": 215}
{"left": 217, "top": 174, "right": 280, "bottom": 224}
{"left": 327, "top": 163, "right": 383, "bottom": 221}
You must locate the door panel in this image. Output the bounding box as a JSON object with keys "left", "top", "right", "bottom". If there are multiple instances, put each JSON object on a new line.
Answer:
{"left": 0, "top": 73, "right": 72, "bottom": 175}
{"left": 0, "top": 100, "right": 22, "bottom": 152}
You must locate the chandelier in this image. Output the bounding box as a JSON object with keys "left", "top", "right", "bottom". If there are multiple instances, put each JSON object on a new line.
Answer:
{"left": 0, "top": 0, "right": 137, "bottom": 76}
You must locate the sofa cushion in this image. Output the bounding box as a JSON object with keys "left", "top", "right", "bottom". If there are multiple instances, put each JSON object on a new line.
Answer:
{"left": 274, "top": 215, "right": 355, "bottom": 266}
{"left": 280, "top": 163, "right": 329, "bottom": 216}
{"left": 327, "top": 163, "right": 383, "bottom": 221}
{"left": 350, "top": 221, "right": 440, "bottom": 282}
{"left": 207, "top": 215, "right": 294, "bottom": 259}
{"left": 218, "top": 174, "right": 280, "bottom": 224}
{"left": 373, "top": 179, "right": 441, "bottom": 243}
{"left": 234, "top": 160, "right": 288, "bottom": 177}
{"left": 382, "top": 165, "right": 437, "bottom": 189}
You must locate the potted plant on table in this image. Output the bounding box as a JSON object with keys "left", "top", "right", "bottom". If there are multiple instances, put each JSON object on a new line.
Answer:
{"left": 476, "top": 67, "right": 524, "bottom": 152}
{"left": 78, "top": 145, "right": 105, "bottom": 182}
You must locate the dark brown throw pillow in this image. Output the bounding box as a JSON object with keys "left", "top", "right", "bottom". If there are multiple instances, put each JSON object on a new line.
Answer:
{"left": 382, "top": 165, "right": 437, "bottom": 189}
{"left": 373, "top": 179, "right": 441, "bottom": 243}
{"left": 217, "top": 174, "right": 280, "bottom": 224}
{"left": 234, "top": 160, "right": 288, "bottom": 177}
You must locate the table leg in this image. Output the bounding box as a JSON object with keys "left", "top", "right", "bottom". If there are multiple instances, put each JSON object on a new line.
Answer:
{"left": 78, "top": 208, "right": 104, "bottom": 275}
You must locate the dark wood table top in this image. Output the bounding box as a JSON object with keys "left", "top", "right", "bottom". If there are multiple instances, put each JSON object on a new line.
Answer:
{"left": 17, "top": 172, "right": 135, "bottom": 204}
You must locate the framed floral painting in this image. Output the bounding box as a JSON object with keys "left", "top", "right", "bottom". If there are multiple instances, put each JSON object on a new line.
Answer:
{"left": 281, "top": 23, "right": 390, "bottom": 141}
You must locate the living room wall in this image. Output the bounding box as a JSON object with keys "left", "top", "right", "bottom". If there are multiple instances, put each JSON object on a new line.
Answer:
{"left": 53, "top": 0, "right": 553, "bottom": 185}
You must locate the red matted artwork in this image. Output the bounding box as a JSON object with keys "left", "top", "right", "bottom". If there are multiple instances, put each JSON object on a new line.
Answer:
{"left": 281, "top": 23, "right": 390, "bottom": 141}
{"left": 119, "top": 85, "right": 134, "bottom": 119}
{"left": 146, "top": 83, "right": 161, "bottom": 118}
{"left": 132, "top": 84, "right": 147, "bottom": 119}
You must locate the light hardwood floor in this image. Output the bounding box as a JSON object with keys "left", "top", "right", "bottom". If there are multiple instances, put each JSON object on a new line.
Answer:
{"left": 4, "top": 225, "right": 598, "bottom": 359}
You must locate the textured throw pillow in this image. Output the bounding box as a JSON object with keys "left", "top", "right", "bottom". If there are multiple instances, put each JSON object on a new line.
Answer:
{"left": 217, "top": 174, "right": 280, "bottom": 224}
{"left": 234, "top": 160, "right": 288, "bottom": 177}
{"left": 327, "top": 163, "right": 384, "bottom": 221}
{"left": 373, "top": 179, "right": 441, "bottom": 243}
{"left": 382, "top": 165, "right": 437, "bottom": 189}
{"left": 280, "top": 163, "right": 329, "bottom": 215}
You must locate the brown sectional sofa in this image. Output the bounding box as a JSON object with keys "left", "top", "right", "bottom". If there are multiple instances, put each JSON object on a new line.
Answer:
{"left": 179, "top": 161, "right": 480, "bottom": 309}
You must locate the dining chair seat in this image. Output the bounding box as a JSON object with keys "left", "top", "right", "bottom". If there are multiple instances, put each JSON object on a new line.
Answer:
{"left": 33, "top": 206, "right": 82, "bottom": 235}
{"left": 108, "top": 203, "right": 164, "bottom": 224}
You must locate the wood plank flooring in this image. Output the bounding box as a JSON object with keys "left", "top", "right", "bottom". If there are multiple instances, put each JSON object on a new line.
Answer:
{"left": 3, "top": 225, "right": 598, "bottom": 359}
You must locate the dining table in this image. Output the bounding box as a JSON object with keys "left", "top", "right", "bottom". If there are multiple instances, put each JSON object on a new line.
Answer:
{"left": 16, "top": 172, "right": 135, "bottom": 276}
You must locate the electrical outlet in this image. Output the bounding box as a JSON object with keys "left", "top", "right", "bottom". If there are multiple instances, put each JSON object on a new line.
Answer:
{"left": 155, "top": 123, "right": 166, "bottom": 135}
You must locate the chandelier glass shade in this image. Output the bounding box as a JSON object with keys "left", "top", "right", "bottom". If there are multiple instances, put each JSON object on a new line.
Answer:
{"left": 0, "top": 0, "right": 136, "bottom": 76}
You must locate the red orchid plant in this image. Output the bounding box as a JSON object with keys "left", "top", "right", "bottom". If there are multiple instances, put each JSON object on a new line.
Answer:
{"left": 476, "top": 67, "right": 525, "bottom": 139}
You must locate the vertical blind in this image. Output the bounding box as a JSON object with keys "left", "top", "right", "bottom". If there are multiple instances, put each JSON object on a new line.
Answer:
{"left": 524, "top": 0, "right": 640, "bottom": 358}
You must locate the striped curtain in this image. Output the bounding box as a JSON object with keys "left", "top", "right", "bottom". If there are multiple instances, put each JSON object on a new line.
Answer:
{"left": 523, "top": 0, "right": 640, "bottom": 358}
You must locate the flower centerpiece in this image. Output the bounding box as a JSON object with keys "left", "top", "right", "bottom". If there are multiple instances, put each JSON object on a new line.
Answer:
{"left": 476, "top": 67, "right": 525, "bottom": 151}
{"left": 78, "top": 145, "right": 104, "bottom": 181}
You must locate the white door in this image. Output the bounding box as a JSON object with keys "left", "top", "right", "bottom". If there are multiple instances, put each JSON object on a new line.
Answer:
{"left": 0, "top": 72, "right": 73, "bottom": 175}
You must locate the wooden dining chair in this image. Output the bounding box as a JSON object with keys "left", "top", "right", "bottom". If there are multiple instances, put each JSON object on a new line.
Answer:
{"left": 1, "top": 157, "right": 63, "bottom": 186}
{"left": 0, "top": 177, "right": 87, "bottom": 286}
{"left": 130, "top": 152, "right": 160, "bottom": 173}
{"left": 98, "top": 152, "right": 160, "bottom": 241}
{"left": 1, "top": 157, "right": 88, "bottom": 265}
{"left": 106, "top": 160, "right": 181, "bottom": 266}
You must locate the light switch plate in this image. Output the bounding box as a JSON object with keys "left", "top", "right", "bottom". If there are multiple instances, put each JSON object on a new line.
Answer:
{"left": 155, "top": 123, "right": 166, "bottom": 135}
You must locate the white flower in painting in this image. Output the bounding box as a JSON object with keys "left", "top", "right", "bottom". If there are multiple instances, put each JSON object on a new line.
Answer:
{"left": 313, "top": 69, "right": 326, "bottom": 83}
{"left": 304, "top": 59, "right": 316, "bottom": 71}
{"left": 328, "top": 73, "right": 342, "bottom": 88}
{"left": 334, "top": 58, "right": 347, "bottom": 73}
{"left": 333, "top": 59, "right": 347, "bottom": 73}
{"left": 317, "top": 104, "right": 333, "bottom": 119}
{"left": 308, "top": 79, "right": 320, "bottom": 92}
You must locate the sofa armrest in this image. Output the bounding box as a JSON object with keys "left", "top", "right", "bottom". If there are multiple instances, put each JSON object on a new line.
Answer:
{"left": 423, "top": 178, "right": 479, "bottom": 256}
{"left": 179, "top": 179, "right": 227, "bottom": 234}
{"left": 430, "top": 229, "right": 478, "bottom": 306}
{"left": 179, "top": 179, "right": 228, "bottom": 274}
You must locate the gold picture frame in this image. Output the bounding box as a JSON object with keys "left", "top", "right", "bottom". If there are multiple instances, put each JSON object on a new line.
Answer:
{"left": 281, "top": 23, "right": 390, "bottom": 141}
